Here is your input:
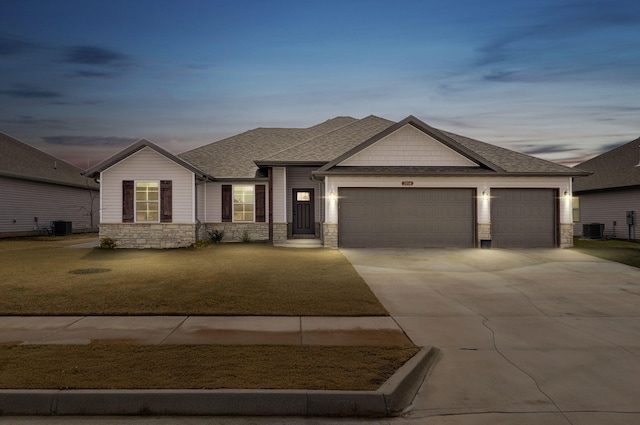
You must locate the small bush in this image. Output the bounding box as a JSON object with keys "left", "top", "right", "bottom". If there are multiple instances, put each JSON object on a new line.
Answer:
{"left": 207, "top": 229, "right": 224, "bottom": 243}
{"left": 99, "top": 238, "right": 117, "bottom": 249}
{"left": 189, "top": 240, "right": 211, "bottom": 249}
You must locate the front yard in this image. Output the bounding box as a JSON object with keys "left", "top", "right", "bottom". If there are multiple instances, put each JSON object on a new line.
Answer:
{"left": 0, "top": 235, "right": 387, "bottom": 316}
{"left": 572, "top": 237, "right": 640, "bottom": 269}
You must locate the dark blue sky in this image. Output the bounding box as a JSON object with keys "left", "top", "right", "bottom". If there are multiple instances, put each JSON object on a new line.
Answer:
{"left": 1, "top": 0, "right": 639, "bottom": 168}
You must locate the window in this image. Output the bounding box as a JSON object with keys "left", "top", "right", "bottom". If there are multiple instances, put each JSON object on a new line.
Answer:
{"left": 233, "top": 185, "right": 254, "bottom": 221}
{"left": 296, "top": 191, "right": 311, "bottom": 202}
{"left": 136, "top": 182, "right": 159, "bottom": 222}
{"left": 572, "top": 196, "right": 580, "bottom": 222}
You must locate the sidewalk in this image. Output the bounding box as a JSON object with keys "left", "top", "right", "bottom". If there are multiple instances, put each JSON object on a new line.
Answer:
{"left": 0, "top": 315, "right": 412, "bottom": 346}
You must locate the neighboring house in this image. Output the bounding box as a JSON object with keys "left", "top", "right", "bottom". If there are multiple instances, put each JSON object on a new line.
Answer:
{"left": 573, "top": 137, "right": 640, "bottom": 240}
{"left": 84, "top": 115, "right": 586, "bottom": 249}
{"left": 0, "top": 133, "right": 99, "bottom": 237}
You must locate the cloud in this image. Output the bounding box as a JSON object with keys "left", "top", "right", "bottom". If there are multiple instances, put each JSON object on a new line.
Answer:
{"left": 521, "top": 144, "right": 576, "bottom": 156}
{"left": 0, "top": 33, "right": 40, "bottom": 56}
{"left": 0, "top": 115, "right": 65, "bottom": 126}
{"left": 67, "top": 70, "right": 119, "bottom": 79}
{"left": 42, "top": 136, "right": 138, "bottom": 147}
{"left": 0, "top": 83, "right": 63, "bottom": 99}
{"left": 63, "top": 45, "right": 128, "bottom": 66}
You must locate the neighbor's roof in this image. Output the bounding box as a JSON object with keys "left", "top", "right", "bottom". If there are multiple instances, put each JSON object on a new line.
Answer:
{"left": 573, "top": 136, "right": 640, "bottom": 192}
{"left": 0, "top": 132, "right": 98, "bottom": 189}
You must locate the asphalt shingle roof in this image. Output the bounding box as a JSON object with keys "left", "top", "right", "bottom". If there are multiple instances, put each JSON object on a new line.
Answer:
{"left": 178, "top": 117, "right": 358, "bottom": 178}
{"left": 0, "top": 132, "right": 98, "bottom": 189}
{"left": 572, "top": 137, "right": 640, "bottom": 192}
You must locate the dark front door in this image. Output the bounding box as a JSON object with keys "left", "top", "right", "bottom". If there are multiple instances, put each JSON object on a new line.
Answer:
{"left": 293, "top": 189, "right": 314, "bottom": 235}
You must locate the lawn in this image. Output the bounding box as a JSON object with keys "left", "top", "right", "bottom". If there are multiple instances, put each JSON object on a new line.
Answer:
{"left": 0, "top": 235, "right": 387, "bottom": 316}
{"left": 572, "top": 238, "right": 640, "bottom": 269}
{"left": 0, "top": 344, "right": 419, "bottom": 390}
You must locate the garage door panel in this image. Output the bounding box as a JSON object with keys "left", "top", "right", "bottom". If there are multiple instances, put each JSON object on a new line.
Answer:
{"left": 339, "top": 188, "right": 474, "bottom": 248}
{"left": 491, "top": 189, "right": 556, "bottom": 248}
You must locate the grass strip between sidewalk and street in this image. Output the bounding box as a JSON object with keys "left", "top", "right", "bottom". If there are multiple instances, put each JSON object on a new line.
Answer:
{"left": 0, "top": 344, "right": 420, "bottom": 391}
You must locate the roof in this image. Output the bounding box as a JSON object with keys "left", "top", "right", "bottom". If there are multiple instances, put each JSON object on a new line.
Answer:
{"left": 573, "top": 136, "right": 640, "bottom": 193}
{"left": 84, "top": 139, "right": 210, "bottom": 179}
{"left": 179, "top": 117, "right": 359, "bottom": 178}
{"left": 315, "top": 116, "right": 585, "bottom": 177}
{"left": 0, "top": 132, "right": 98, "bottom": 189}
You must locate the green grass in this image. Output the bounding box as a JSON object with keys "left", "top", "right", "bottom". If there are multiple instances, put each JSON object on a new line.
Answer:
{"left": 0, "top": 344, "right": 420, "bottom": 390}
{"left": 572, "top": 238, "right": 640, "bottom": 268}
{"left": 0, "top": 235, "right": 387, "bottom": 316}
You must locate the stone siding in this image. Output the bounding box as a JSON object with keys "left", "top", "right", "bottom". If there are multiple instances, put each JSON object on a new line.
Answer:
{"left": 99, "top": 223, "right": 196, "bottom": 248}
{"left": 477, "top": 223, "right": 491, "bottom": 246}
{"left": 322, "top": 223, "right": 338, "bottom": 248}
{"left": 202, "top": 222, "right": 269, "bottom": 243}
{"left": 560, "top": 223, "right": 574, "bottom": 248}
{"left": 272, "top": 223, "right": 287, "bottom": 243}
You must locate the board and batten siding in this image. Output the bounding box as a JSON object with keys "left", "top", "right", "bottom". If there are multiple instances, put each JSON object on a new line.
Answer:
{"left": 339, "top": 124, "right": 478, "bottom": 167}
{"left": 286, "top": 166, "right": 324, "bottom": 223}
{"left": 0, "top": 176, "right": 98, "bottom": 235}
{"left": 574, "top": 188, "right": 640, "bottom": 239}
{"left": 101, "top": 147, "right": 195, "bottom": 223}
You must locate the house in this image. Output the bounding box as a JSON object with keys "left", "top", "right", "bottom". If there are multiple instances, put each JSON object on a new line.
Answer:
{"left": 84, "top": 115, "right": 587, "bottom": 249}
{"left": 572, "top": 137, "right": 640, "bottom": 240}
{"left": 0, "top": 133, "right": 99, "bottom": 237}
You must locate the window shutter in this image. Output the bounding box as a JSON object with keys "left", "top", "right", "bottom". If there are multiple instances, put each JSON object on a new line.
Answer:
{"left": 122, "top": 180, "right": 134, "bottom": 223}
{"left": 222, "top": 185, "right": 232, "bottom": 222}
{"left": 255, "top": 184, "right": 266, "bottom": 222}
{"left": 160, "top": 180, "right": 172, "bottom": 223}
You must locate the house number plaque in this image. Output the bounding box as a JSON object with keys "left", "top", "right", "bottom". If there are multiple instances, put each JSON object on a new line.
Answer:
{"left": 402, "top": 181, "right": 414, "bottom": 186}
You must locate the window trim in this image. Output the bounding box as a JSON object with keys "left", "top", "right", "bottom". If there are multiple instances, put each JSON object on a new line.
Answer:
{"left": 135, "top": 180, "right": 160, "bottom": 223}
{"left": 233, "top": 184, "right": 255, "bottom": 222}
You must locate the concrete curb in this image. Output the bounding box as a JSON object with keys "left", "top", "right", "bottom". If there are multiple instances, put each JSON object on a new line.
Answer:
{"left": 0, "top": 346, "right": 439, "bottom": 417}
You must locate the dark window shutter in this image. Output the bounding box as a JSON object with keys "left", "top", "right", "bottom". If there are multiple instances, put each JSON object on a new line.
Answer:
{"left": 122, "top": 180, "right": 134, "bottom": 223}
{"left": 222, "top": 185, "right": 232, "bottom": 222}
{"left": 255, "top": 184, "right": 266, "bottom": 222}
{"left": 160, "top": 180, "right": 172, "bottom": 223}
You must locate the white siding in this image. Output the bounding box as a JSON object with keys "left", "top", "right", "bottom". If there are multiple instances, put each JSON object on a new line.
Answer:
{"left": 101, "top": 147, "right": 195, "bottom": 223}
{"left": 0, "top": 176, "right": 98, "bottom": 235}
{"left": 286, "top": 166, "right": 323, "bottom": 223}
{"left": 272, "top": 167, "right": 286, "bottom": 222}
{"left": 202, "top": 181, "right": 270, "bottom": 223}
{"left": 574, "top": 188, "right": 640, "bottom": 239}
{"left": 339, "top": 124, "right": 478, "bottom": 167}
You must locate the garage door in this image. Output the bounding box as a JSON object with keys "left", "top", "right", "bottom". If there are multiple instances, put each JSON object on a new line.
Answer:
{"left": 491, "top": 189, "right": 557, "bottom": 248}
{"left": 338, "top": 188, "right": 475, "bottom": 248}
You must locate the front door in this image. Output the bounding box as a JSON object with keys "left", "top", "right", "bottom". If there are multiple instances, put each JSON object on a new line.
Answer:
{"left": 293, "top": 189, "right": 314, "bottom": 235}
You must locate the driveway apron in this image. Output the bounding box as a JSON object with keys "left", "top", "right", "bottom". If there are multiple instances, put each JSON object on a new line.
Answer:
{"left": 342, "top": 248, "right": 640, "bottom": 424}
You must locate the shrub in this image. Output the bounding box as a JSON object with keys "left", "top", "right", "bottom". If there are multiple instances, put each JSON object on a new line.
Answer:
{"left": 189, "top": 239, "right": 211, "bottom": 249}
{"left": 99, "top": 238, "right": 117, "bottom": 249}
{"left": 207, "top": 229, "right": 224, "bottom": 243}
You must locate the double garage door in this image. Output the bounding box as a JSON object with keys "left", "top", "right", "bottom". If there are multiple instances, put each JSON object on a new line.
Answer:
{"left": 338, "top": 188, "right": 557, "bottom": 248}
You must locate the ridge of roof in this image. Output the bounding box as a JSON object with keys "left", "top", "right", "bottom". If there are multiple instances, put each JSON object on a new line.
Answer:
{"left": 258, "top": 115, "right": 395, "bottom": 164}
{"left": 573, "top": 136, "right": 640, "bottom": 192}
{"left": 84, "top": 139, "right": 209, "bottom": 179}
{"left": 0, "top": 132, "right": 98, "bottom": 189}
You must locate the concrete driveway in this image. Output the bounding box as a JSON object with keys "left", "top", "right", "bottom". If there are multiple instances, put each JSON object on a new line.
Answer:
{"left": 342, "top": 248, "right": 640, "bottom": 425}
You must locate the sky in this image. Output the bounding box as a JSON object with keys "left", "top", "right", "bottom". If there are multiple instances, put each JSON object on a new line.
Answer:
{"left": 1, "top": 0, "right": 639, "bottom": 169}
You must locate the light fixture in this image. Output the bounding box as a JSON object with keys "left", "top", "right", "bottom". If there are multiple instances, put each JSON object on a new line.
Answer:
{"left": 481, "top": 190, "right": 488, "bottom": 199}
{"left": 563, "top": 190, "right": 569, "bottom": 197}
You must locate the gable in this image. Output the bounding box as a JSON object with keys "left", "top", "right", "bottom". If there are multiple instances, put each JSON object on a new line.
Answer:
{"left": 104, "top": 146, "right": 195, "bottom": 179}
{"left": 338, "top": 124, "right": 479, "bottom": 167}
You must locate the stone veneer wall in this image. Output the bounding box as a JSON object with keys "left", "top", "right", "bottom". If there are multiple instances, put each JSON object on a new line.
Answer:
{"left": 202, "top": 222, "right": 269, "bottom": 242}
{"left": 322, "top": 223, "right": 338, "bottom": 248}
{"left": 560, "top": 223, "right": 573, "bottom": 248}
{"left": 100, "top": 223, "right": 196, "bottom": 248}
{"left": 272, "top": 223, "right": 287, "bottom": 243}
{"left": 477, "top": 223, "right": 491, "bottom": 245}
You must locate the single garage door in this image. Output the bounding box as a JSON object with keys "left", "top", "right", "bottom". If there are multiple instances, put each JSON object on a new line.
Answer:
{"left": 491, "top": 189, "right": 557, "bottom": 248}
{"left": 339, "top": 188, "right": 475, "bottom": 248}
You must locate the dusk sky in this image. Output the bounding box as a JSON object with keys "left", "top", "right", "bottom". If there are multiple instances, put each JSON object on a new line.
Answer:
{"left": 1, "top": 0, "right": 639, "bottom": 169}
